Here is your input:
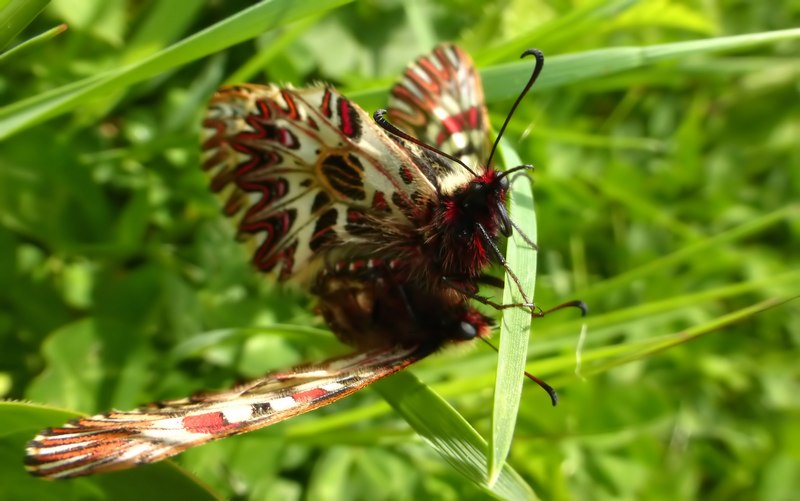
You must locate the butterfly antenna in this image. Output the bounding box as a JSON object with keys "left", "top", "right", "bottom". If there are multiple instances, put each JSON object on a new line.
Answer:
{"left": 535, "top": 299, "right": 588, "bottom": 318}
{"left": 497, "top": 163, "right": 535, "bottom": 182}
{"left": 479, "top": 337, "right": 558, "bottom": 406}
{"left": 485, "top": 49, "right": 545, "bottom": 168}
{"left": 373, "top": 110, "right": 478, "bottom": 178}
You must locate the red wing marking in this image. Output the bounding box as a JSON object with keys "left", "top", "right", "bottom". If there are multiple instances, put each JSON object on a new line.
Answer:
{"left": 25, "top": 345, "right": 430, "bottom": 479}
{"left": 336, "top": 98, "right": 361, "bottom": 138}
{"left": 182, "top": 412, "right": 235, "bottom": 434}
{"left": 292, "top": 388, "right": 328, "bottom": 403}
{"left": 371, "top": 191, "right": 390, "bottom": 212}
{"left": 201, "top": 83, "right": 438, "bottom": 285}
{"left": 388, "top": 44, "right": 490, "bottom": 174}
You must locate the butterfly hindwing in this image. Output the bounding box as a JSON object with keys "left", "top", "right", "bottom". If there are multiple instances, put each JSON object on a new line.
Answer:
{"left": 25, "top": 345, "right": 428, "bottom": 479}
{"left": 388, "top": 44, "right": 490, "bottom": 174}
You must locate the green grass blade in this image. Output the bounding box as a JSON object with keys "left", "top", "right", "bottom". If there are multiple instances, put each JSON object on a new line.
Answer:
{"left": 0, "top": 0, "right": 49, "bottom": 51}
{"left": 374, "top": 371, "right": 537, "bottom": 500}
{"left": 578, "top": 204, "right": 800, "bottom": 302}
{"left": 351, "top": 28, "right": 800, "bottom": 108}
{"left": 0, "top": 23, "right": 66, "bottom": 62}
{"left": 482, "top": 28, "right": 800, "bottom": 101}
{"left": 576, "top": 296, "right": 798, "bottom": 378}
{"left": 0, "top": 0, "right": 353, "bottom": 139}
{"left": 584, "top": 295, "right": 798, "bottom": 376}
{"left": 488, "top": 142, "right": 538, "bottom": 485}
{"left": 476, "top": 0, "right": 639, "bottom": 63}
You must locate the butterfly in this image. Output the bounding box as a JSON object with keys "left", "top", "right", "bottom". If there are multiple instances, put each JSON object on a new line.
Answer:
{"left": 25, "top": 44, "right": 552, "bottom": 479}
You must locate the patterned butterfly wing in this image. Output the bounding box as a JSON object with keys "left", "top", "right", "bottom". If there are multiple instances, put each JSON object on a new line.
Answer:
{"left": 387, "top": 44, "right": 491, "bottom": 175}
{"left": 202, "top": 84, "right": 438, "bottom": 284}
{"left": 24, "top": 44, "right": 501, "bottom": 480}
{"left": 24, "top": 345, "right": 427, "bottom": 479}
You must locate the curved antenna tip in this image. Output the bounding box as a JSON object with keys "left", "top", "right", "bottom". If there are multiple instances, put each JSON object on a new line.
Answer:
{"left": 521, "top": 48, "right": 544, "bottom": 60}
{"left": 485, "top": 49, "right": 547, "bottom": 168}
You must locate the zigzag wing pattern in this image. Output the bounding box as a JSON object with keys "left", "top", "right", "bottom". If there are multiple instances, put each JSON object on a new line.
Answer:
{"left": 202, "top": 84, "right": 437, "bottom": 283}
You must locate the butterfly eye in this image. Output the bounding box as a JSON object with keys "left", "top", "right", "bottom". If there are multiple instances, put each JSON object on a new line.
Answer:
{"left": 455, "top": 321, "right": 478, "bottom": 340}
{"left": 497, "top": 174, "right": 510, "bottom": 191}
{"left": 461, "top": 182, "right": 487, "bottom": 209}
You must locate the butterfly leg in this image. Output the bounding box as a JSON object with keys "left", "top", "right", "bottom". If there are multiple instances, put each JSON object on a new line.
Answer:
{"left": 441, "top": 276, "right": 537, "bottom": 313}
{"left": 476, "top": 222, "right": 533, "bottom": 307}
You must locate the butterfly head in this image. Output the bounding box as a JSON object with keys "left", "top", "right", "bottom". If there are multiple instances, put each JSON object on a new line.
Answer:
{"left": 449, "top": 168, "right": 510, "bottom": 238}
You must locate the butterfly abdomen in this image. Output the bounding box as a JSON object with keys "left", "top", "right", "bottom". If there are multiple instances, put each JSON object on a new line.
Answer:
{"left": 313, "top": 258, "right": 492, "bottom": 350}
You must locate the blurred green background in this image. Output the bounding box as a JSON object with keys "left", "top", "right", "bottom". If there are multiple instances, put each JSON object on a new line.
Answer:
{"left": 1, "top": 0, "right": 798, "bottom": 499}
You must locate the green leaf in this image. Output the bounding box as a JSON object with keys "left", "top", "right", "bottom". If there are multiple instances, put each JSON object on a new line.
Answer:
{"left": 350, "top": 28, "right": 800, "bottom": 108}
{"left": 0, "top": 23, "right": 67, "bottom": 63}
{"left": 374, "top": 371, "right": 537, "bottom": 500}
{"left": 0, "top": 0, "right": 49, "bottom": 51}
{"left": 0, "top": 0, "right": 354, "bottom": 139}
{"left": 483, "top": 28, "right": 800, "bottom": 101}
{"left": 488, "top": 142, "right": 538, "bottom": 485}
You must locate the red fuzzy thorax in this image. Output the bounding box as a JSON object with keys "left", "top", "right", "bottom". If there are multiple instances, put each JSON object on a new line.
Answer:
{"left": 422, "top": 168, "right": 508, "bottom": 281}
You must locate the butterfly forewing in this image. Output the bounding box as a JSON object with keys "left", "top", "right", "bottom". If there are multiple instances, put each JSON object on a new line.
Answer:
{"left": 25, "top": 345, "right": 427, "bottom": 479}
{"left": 202, "top": 84, "right": 437, "bottom": 283}
{"left": 388, "top": 44, "right": 490, "bottom": 173}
